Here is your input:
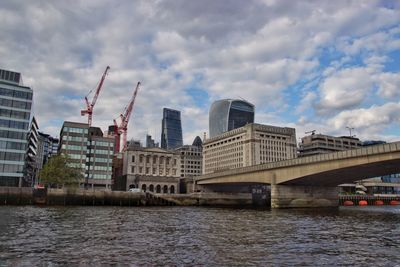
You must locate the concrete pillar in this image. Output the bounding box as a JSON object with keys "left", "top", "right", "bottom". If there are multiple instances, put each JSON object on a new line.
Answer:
{"left": 271, "top": 184, "right": 339, "bottom": 208}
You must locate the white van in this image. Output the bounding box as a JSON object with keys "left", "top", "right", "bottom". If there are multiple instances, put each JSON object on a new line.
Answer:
{"left": 129, "top": 188, "right": 142, "bottom": 193}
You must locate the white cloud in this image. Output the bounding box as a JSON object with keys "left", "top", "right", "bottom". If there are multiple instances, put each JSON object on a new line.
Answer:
{"left": 0, "top": 0, "right": 399, "bottom": 144}
{"left": 316, "top": 67, "right": 375, "bottom": 114}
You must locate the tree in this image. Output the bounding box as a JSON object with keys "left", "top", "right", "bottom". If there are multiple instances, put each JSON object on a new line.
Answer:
{"left": 39, "top": 154, "right": 84, "bottom": 188}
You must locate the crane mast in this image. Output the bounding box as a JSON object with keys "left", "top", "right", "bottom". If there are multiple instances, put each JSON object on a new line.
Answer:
{"left": 114, "top": 82, "right": 141, "bottom": 153}
{"left": 81, "top": 66, "right": 110, "bottom": 126}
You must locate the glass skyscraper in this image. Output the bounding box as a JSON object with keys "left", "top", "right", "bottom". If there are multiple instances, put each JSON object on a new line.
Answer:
{"left": 209, "top": 99, "right": 254, "bottom": 138}
{"left": 161, "top": 108, "right": 183, "bottom": 150}
{"left": 0, "top": 69, "right": 33, "bottom": 187}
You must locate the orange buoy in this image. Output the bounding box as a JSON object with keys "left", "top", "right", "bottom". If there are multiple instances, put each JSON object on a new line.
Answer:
{"left": 358, "top": 200, "right": 368, "bottom": 206}
{"left": 374, "top": 200, "right": 384, "bottom": 206}
{"left": 343, "top": 200, "right": 354, "bottom": 206}
{"left": 389, "top": 200, "right": 400, "bottom": 205}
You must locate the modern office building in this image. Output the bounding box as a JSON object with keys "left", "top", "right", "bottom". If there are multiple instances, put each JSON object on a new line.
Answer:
{"left": 0, "top": 69, "right": 33, "bottom": 187}
{"left": 161, "top": 108, "right": 183, "bottom": 150}
{"left": 298, "top": 133, "right": 362, "bottom": 157}
{"left": 36, "top": 132, "right": 59, "bottom": 170}
{"left": 23, "top": 116, "right": 39, "bottom": 187}
{"left": 59, "top": 121, "right": 114, "bottom": 189}
{"left": 119, "top": 145, "right": 181, "bottom": 193}
{"left": 203, "top": 123, "right": 297, "bottom": 174}
{"left": 209, "top": 99, "right": 255, "bottom": 138}
{"left": 146, "top": 134, "right": 159, "bottom": 148}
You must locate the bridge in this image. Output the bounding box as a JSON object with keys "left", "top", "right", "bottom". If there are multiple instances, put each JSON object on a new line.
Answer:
{"left": 196, "top": 142, "right": 400, "bottom": 208}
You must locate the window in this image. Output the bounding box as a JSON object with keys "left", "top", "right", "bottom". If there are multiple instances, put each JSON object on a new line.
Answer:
{"left": 131, "top": 166, "right": 135, "bottom": 173}
{"left": 132, "top": 155, "right": 135, "bottom": 162}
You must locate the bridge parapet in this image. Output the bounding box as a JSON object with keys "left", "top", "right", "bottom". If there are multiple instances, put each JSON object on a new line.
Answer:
{"left": 197, "top": 141, "right": 400, "bottom": 181}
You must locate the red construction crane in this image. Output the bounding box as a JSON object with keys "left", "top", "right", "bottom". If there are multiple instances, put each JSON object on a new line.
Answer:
{"left": 81, "top": 66, "right": 110, "bottom": 126}
{"left": 113, "top": 81, "right": 141, "bottom": 153}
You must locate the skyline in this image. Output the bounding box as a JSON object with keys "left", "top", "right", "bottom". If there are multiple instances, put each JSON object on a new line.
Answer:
{"left": 1, "top": 0, "right": 400, "bottom": 144}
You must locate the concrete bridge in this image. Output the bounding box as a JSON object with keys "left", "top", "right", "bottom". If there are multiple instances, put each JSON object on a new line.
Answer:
{"left": 196, "top": 142, "right": 400, "bottom": 208}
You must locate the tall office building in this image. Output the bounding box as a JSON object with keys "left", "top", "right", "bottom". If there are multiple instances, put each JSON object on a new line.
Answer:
{"left": 209, "top": 99, "right": 254, "bottom": 138}
{"left": 0, "top": 69, "right": 33, "bottom": 187}
{"left": 161, "top": 108, "right": 183, "bottom": 150}
{"left": 59, "top": 121, "right": 114, "bottom": 189}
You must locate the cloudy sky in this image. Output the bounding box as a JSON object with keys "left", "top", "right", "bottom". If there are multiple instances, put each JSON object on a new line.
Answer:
{"left": 1, "top": 0, "right": 400, "bottom": 145}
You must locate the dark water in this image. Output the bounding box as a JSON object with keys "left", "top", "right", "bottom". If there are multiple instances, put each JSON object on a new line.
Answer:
{"left": 0, "top": 206, "right": 399, "bottom": 266}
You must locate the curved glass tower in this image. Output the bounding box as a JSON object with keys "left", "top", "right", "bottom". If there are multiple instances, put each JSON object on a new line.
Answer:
{"left": 209, "top": 99, "right": 254, "bottom": 138}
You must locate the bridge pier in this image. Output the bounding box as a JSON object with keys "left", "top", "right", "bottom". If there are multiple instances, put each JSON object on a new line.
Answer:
{"left": 271, "top": 184, "right": 339, "bottom": 208}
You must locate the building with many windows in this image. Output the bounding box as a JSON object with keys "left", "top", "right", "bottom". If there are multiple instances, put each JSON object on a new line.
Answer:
{"left": 24, "top": 116, "right": 39, "bottom": 187}
{"left": 36, "top": 132, "right": 59, "bottom": 171}
{"left": 0, "top": 69, "right": 33, "bottom": 187}
{"left": 298, "top": 133, "right": 362, "bottom": 157}
{"left": 203, "top": 123, "right": 297, "bottom": 174}
{"left": 175, "top": 136, "right": 203, "bottom": 178}
{"left": 161, "top": 108, "right": 183, "bottom": 150}
{"left": 209, "top": 99, "right": 254, "bottom": 138}
{"left": 59, "top": 121, "right": 114, "bottom": 189}
{"left": 120, "top": 146, "right": 181, "bottom": 193}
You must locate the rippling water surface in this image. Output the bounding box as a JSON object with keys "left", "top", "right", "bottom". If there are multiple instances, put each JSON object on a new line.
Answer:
{"left": 0, "top": 205, "right": 399, "bottom": 266}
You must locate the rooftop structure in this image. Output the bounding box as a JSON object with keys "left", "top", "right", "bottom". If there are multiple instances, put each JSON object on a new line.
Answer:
{"left": 298, "top": 133, "right": 362, "bottom": 157}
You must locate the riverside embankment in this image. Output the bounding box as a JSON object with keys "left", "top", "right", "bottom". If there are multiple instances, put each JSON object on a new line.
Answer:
{"left": 0, "top": 187, "right": 254, "bottom": 207}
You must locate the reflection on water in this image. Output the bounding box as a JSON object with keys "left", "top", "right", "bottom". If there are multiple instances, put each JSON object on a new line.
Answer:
{"left": 0, "top": 206, "right": 399, "bottom": 266}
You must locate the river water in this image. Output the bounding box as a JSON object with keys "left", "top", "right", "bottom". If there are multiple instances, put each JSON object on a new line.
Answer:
{"left": 0, "top": 206, "right": 399, "bottom": 266}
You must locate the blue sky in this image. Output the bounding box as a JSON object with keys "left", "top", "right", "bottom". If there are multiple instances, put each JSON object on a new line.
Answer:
{"left": 0, "top": 0, "right": 399, "bottom": 144}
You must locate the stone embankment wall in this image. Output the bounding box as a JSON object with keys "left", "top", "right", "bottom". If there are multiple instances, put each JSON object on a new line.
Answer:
{"left": 0, "top": 187, "right": 254, "bottom": 207}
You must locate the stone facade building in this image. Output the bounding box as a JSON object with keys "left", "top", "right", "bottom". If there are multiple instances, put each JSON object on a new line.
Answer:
{"left": 175, "top": 145, "right": 202, "bottom": 178}
{"left": 122, "top": 147, "right": 180, "bottom": 193}
{"left": 203, "top": 123, "right": 297, "bottom": 174}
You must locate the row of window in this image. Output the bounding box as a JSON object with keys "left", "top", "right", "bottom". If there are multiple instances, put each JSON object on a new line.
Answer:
{"left": 0, "top": 97, "right": 32, "bottom": 110}
{"left": 89, "top": 165, "right": 112, "bottom": 171}
{"left": 0, "top": 87, "right": 33, "bottom": 100}
{"left": 62, "top": 144, "right": 85, "bottom": 151}
{"left": 0, "top": 151, "right": 25, "bottom": 161}
{"left": 88, "top": 157, "right": 111, "bottom": 163}
{"left": 0, "top": 163, "right": 24, "bottom": 173}
{"left": 64, "top": 127, "right": 88, "bottom": 134}
{"left": 0, "top": 140, "right": 27, "bottom": 150}
{"left": 66, "top": 135, "right": 87, "bottom": 142}
{"left": 132, "top": 155, "right": 177, "bottom": 165}
{"left": 0, "top": 129, "right": 27, "bottom": 140}
{"left": 0, "top": 119, "right": 29, "bottom": 130}
{"left": 68, "top": 154, "right": 86, "bottom": 160}
{"left": 131, "top": 166, "right": 177, "bottom": 176}
{"left": 91, "top": 141, "right": 113, "bottom": 147}
{"left": 91, "top": 149, "right": 112, "bottom": 155}
{"left": 0, "top": 108, "right": 30, "bottom": 120}
{"left": 88, "top": 174, "right": 111, "bottom": 180}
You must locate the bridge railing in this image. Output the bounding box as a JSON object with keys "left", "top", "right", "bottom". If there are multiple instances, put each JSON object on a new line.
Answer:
{"left": 198, "top": 141, "right": 400, "bottom": 180}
